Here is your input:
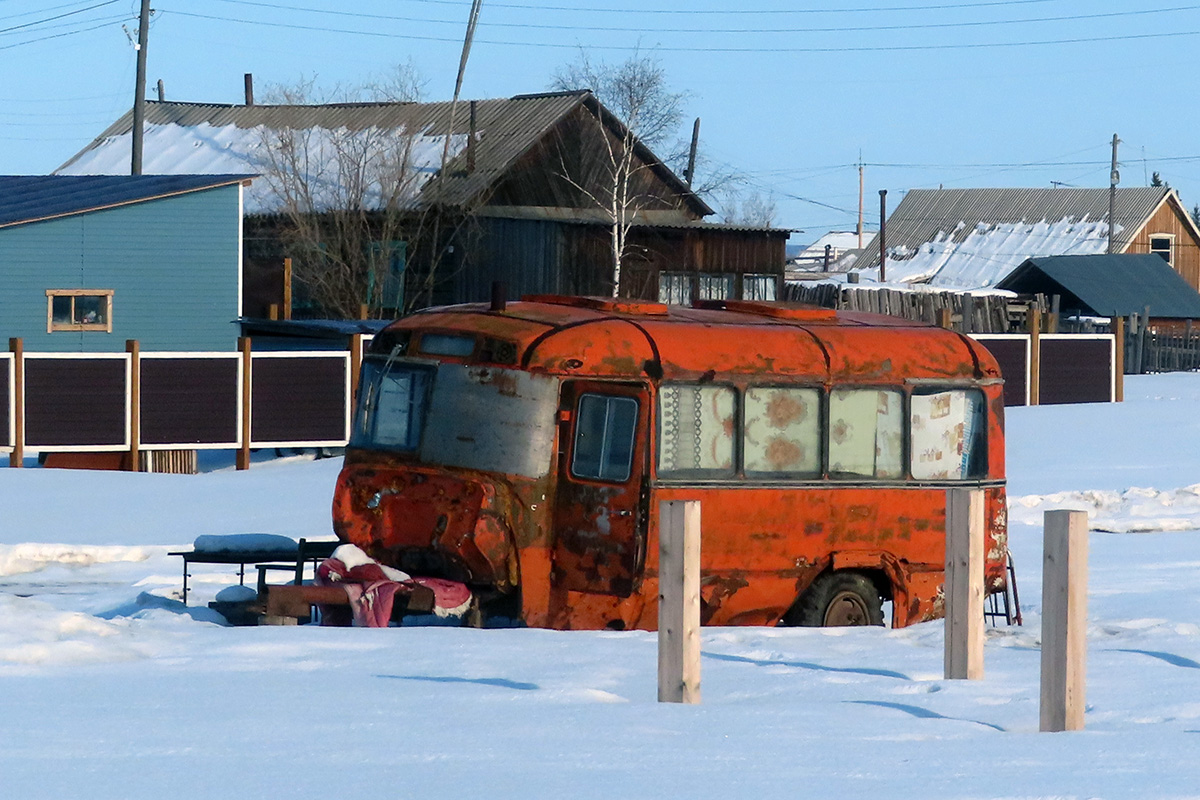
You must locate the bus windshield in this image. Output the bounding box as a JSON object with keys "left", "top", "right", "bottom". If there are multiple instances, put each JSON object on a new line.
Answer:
{"left": 352, "top": 358, "right": 560, "bottom": 479}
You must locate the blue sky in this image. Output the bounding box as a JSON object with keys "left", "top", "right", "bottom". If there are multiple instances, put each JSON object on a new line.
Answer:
{"left": 1, "top": 0, "right": 1197, "bottom": 244}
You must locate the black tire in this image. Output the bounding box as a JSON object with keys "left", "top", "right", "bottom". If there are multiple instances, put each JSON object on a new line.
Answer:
{"left": 791, "top": 571, "right": 884, "bottom": 627}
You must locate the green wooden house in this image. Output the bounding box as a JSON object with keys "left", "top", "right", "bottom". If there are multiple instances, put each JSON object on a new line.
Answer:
{"left": 0, "top": 174, "right": 250, "bottom": 352}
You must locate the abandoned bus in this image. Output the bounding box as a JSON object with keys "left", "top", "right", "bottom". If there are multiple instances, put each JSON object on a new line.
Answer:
{"left": 332, "top": 295, "right": 1008, "bottom": 630}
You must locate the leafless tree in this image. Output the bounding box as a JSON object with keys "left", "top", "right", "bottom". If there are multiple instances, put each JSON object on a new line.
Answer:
{"left": 719, "top": 189, "right": 779, "bottom": 227}
{"left": 251, "top": 67, "right": 435, "bottom": 318}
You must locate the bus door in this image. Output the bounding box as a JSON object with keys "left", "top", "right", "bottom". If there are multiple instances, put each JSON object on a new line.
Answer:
{"left": 552, "top": 381, "right": 650, "bottom": 597}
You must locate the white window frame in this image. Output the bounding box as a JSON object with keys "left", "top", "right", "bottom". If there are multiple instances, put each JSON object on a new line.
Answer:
{"left": 1149, "top": 233, "right": 1175, "bottom": 266}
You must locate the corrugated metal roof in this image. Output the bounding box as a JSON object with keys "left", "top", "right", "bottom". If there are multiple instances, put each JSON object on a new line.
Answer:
{"left": 858, "top": 187, "right": 1172, "bottom": 270}
{"left": 997, "top": 253, "right": 1200, "bottom": 318}
{"left": 57, "top": 91, "right": 713, "bottom": 217}
{"left": 0, "top": 174, "right": 250, "bottom": 229}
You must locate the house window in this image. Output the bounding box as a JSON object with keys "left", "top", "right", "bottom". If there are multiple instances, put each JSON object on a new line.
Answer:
{"left": 742, "top": 274, "right": 779, "bottom": 301}
{"left": 697, "top": 273, "right": 735, "bottom": 300}
{"left": 1150, "top": 234, "right": 1174, "bottom": 265}
{"left": 658, "top": 272, "right": 693, "bottom": 305}
{"left": 46, "top": 290, "right": 113, "bottom": 333}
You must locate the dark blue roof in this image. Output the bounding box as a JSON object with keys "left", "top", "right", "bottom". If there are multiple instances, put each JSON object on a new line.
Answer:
{"left": 0, "top": 174, "right": 253, "bottom": 228}
{"left": 997, "top": 254, "right": 1200, "bottom": 319}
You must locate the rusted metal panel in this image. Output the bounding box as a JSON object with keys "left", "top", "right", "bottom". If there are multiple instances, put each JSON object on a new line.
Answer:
{"left": 140, "top": 357, "right": 239, "bottom": 446}
{"left": 25, "top": 357, "right": 126, "bottom": 448}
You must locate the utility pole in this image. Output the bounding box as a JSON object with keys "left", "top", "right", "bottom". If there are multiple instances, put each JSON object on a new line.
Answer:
{"left": 857, "top": 153, "right": 864, "bottom": 249}
{"left": 130, "top": 0, "right": 151, "bottom": 175}
{"left": 1108, "top": 133, "right": 1120, "bottom": 254}
{"left": 684, "top": 118, "right": 700, "bottom": 188}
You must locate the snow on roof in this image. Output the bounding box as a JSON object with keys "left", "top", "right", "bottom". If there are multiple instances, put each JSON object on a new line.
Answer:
{"left": 57, "top": 122, "right": 465, "bottom": 214}
{"left": 801, "top": 230, "right": 871, "bottom": 254}
{"left": 880, "top": 217, "right": 1113, "bottom": 289}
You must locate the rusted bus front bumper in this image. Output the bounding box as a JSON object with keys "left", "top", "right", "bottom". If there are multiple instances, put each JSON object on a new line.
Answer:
{"left": 332, "top": 451, "right": 534, "bottom": 596}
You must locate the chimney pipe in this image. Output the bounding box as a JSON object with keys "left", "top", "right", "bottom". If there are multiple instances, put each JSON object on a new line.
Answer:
{"left": 468, "top": 100, "right": 477, "bottom": 174}
{"left": 490, "top": 281, "right": 507, "bottom": 312}
{"left": 878, "top": 189, "right": 888, "bottom": 283}
{"left": 156, "top": 79, "right": 164, "bottom": 102}
{"left": 244, "top": 73, "right": 254, "bottom": 106}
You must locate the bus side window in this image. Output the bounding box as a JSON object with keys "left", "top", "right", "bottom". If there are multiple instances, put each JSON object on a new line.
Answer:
{"left": 658, "top": 384, "right": 737, "bottom": 477}
{"left": 828, "top": 388, "right": 904, "bottom": 479}
{"left": 571, "top": 394, "right": 639, "bottom": 482}
{"left": 743, "top": 387, "right": 821, "bottom": 477}
{"left": 910, "top": 388, "right": 986, "bottom": 479}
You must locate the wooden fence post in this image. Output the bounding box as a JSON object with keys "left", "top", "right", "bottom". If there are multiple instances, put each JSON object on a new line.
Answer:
{"left": 658, "top": 500, "right": 701, "bottom": 704}
{"left": 1040, "top": 509, "right": 1088, "bottom": 732}
{"left": 349, "top": 333, "right": 364, "bottom": 409}
{"left": 1028, "top": 308, "right": 1042, "bottom": 406}
{"left": 126, "top": 340, "right": 140, "bottom": 472}
{"left": 283, "top": 257, "right": 293, "bottom": 320}
{"left": 8, "top": 337, "right": 23, "bottom": 468}
{"left": 945, "top": 488, "right": 985, "bottom": 680}
{"left": 237, "top": 337, "right": 252, "bottom": 471}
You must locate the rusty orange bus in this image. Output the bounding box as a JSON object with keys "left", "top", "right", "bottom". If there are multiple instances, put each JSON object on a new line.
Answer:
{"left": 332, "top": 295, "right": 1008, "bottom": 629}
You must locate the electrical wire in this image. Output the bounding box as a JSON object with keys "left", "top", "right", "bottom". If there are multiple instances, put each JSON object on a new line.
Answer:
{"left": 0, "top": 0, "right": 118, "bottom": 35}
{"left": 205, "top": 0, "right": 1200, "bottom": 36}
{"left": 397, "top": 0, "right": 1067, "bottom": 16}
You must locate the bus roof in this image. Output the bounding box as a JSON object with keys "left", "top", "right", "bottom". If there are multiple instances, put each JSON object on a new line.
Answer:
{"left": 381, "top": 295, "right": 1000, "bottom": 383}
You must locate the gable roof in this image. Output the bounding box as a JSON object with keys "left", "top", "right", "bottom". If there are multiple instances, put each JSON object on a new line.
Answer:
{"left": 996, "top": 253, "right": 1200, "bottom": 319}
{"left": 0, "top": 174, "right": 250, "bottom": 229}
{"left": 55, "top": 91, "right": 713, "bottom": 217}
{"left": 857, "top": 186, "right": 1176, "bottom": 289}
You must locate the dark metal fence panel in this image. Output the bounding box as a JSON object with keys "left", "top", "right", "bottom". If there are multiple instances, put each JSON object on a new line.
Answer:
{"left": 25, "top": 356, "right": 128, "bottom": 448}
{"left": 250, "top": 354, "right": 349, "bottom": 446}
{"left": 140, "top": 355, "right": 240, "bottom": 447}
{"left": 1, "top": 354, "right": 10, "bottom": 448}
{"left": 1039, "top": 336, "right": 1114, "bottom": 404}
{"left": 971, "top": 335, "right": 1029, "bottom": 406}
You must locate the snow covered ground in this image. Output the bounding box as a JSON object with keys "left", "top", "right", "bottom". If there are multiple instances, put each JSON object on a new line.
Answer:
{"left": 4, "top": 375, "right": 1200, "bottom": 798}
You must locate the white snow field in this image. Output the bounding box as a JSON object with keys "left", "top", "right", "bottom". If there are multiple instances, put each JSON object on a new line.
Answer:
{"left": 4, "top": 375, "right": 1200, "bottom": 799}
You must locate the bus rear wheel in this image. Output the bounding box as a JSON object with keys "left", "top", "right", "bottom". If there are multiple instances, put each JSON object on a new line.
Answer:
{"left": 793, "top": 572, "right": 884, "bottom": 627}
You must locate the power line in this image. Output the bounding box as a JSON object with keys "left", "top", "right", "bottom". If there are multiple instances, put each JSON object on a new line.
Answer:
{"left": 0, "top": 18, "right": 117, "bottom": 50}
{"left": 399, "top": 0, "right": 1066, "bottom": 15}
{"left": 0, "top": 0, "right": 118, "bottom": 36}
{"left": 206, "top": 0, "right": 1200, "bottom": 35}
{"left": 159, "top": 10, "right": 1200, "bottom": 53}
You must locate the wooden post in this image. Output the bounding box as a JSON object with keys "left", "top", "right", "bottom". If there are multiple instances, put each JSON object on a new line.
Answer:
{"left": 938, "top": 306, "right": 952, "bottom": 329}
{"left": 126, "top": 340, "right": 140, "bottom": 472}
{"left": 1040, "top": 509, "right": 1088, "bottom": 732}
{"left": 1028, "top": 307, "right": 1042, "bottom": 406}
{"left": 944, "top": 488, "right": 985, "bottom": 680}
{"left": 282, "top": 257, "right": 293, "bottom": 320}
{"left": 237, "top": 337, "right": 252, "bottom": 470}
{"left": 658, "top": 500, "right": 701, "bottom": 704}
{"left": 9, "top": 338, "right": 23, "bottom": 468}
{"left": 1113, "top": 315, "right": 1124, "bottom": 401}
{"left": 268, "top": 304, "right": 279, "bottom": 321}
{"left": 962, "top": 294, "right": 974, "bottom": 334}
{"left": 349, "top": 333, "right": 364, "bottom": 408}
{"left": 1048, "top": 294, "right": 1061, "bottom": 333}
{"left": 359, "top": 303, "right": 369, "bottom": 321}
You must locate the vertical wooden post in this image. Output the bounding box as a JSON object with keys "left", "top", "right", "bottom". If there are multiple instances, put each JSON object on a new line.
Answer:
{"left": 658, "top": 500, "right": 701, "bottom": 704}
{"left": 349, "top": 333, "right": 364, "bottom": 408}
{"left": 268, "top": 304, "right": 279, "bottom": 321}
{"left": 9, "top": 338, "right": 23, "bottom": 468}
{"left": 1028, "top": 307, "right": 1042, "bottom": 406}
{"left": 1113, "top": 315, "right": 1124, "bottom": 402}
{"left": 359, "top": 303, "right": 369, "bottom": 321}
{"left": 237, "top": 337, "right": 252, "bottom": 471}
{"left": 126, "top": 340, "right": 140, "bottom": 472}
{"left": 1040, "top": 509, "right": 1088, "bottom": 732}
{"left": 938, "top": 306, "right": 952, "bottom": 329}
{"left": 282, "top": 257, "right": 293, "bottom": 320}
{"left": 944, "top": 488, "right": 985, "bottom": 680}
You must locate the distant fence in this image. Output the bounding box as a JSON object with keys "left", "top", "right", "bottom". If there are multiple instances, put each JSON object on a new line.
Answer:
{"left": 972, "top": 333, "right": 1116, "bottom": 406}
{"left": 3, "top": 335, "right": 372, "bottom": 469}
{"left": 784, "top": 283, "right": 1044, "bottom": 333}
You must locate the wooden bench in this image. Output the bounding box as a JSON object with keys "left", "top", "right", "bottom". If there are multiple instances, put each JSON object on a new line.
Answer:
{"left": 169, "top": 537, "right": 339, "bottom": 604}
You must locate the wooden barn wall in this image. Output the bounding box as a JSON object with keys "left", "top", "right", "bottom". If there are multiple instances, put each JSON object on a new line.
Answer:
{"left": 486, "top": 106, "right": 697, "bottom": 219}
{"left": 1125, "top": 199, "right": 1200, "bottom": 291}
{"left": 458, "top": 217, "right": 570, "bottom": 302}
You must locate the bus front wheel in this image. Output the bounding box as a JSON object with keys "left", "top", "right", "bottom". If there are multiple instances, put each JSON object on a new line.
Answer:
{"left": 793, "top": 571, "right": 884, "bottom": 627}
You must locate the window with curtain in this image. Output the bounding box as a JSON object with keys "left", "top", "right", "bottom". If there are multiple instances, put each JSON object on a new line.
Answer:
{"left": 742, "top": 274, "right": 778, "bottom": 301}
{"left": 828, "top": 388, "right": 903, "bottom": 479}
{"left": 910, "top": 388, "right": 986, "bottom": 479}
{"left": 658, "top": 273, "right": 693, "bottom": 305}
{"left": 697, "top": 273, "right": 735, "bottom": 300}
{"left": 743, "top": 387, "right": 821, "bottom": 476}
{"left": 658, "top": 384, "right": 736, "bottom": 477}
